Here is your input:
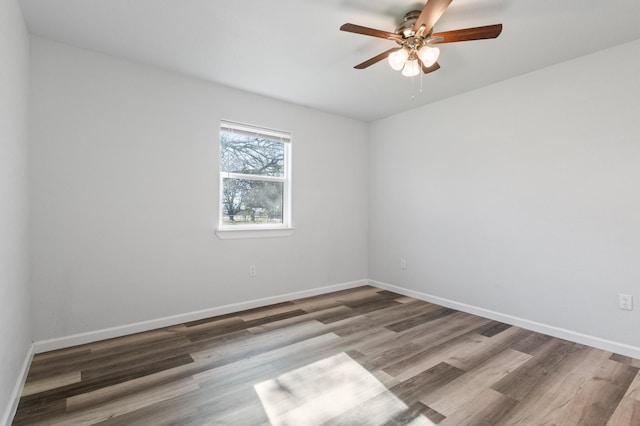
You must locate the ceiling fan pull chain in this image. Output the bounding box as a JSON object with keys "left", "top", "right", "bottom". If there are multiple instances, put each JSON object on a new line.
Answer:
{"left": 411, "top": 74, "right": 415, "bottom": 100}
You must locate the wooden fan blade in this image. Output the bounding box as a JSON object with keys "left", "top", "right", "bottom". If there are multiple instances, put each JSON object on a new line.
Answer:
{"left": 432, "top": 24, "right": 503, "bottom": 43}
{"left": 419, "top": 59, "right": 440, "bottom": 74}
{"left": 340, "top": 23, "right": 402, "bottom": 40}
{"left": 413, "top": 0, "right": 453, "bottom": 34}
{"left": 354, "top": 48, "right": 399, "bottom": 69}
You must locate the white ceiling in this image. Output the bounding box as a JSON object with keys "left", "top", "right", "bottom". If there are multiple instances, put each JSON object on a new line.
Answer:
{"left": 18, "top": 0, "right": 640, "bottom": 122}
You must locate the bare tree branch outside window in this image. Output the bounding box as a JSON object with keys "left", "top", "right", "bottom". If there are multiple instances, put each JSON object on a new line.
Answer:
{"left": 219, "top": 123, "right": 290, "bottom": 227}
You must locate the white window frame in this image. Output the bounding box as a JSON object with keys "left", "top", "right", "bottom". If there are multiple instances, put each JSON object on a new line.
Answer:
{"left": 216, "top": 120, "right": 293, "bottom": 239}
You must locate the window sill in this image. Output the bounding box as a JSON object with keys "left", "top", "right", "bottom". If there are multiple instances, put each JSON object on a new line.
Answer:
{"left": 215, "top": 227, "right": 296, "bottom": 240}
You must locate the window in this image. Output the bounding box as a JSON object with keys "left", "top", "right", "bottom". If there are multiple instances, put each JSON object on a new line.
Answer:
{"left": 218, "top": 121, "right": 292, "bottom": 234}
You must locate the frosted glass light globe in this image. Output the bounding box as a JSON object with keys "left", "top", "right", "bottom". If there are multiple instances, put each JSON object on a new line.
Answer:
{"left": 388, "top": 48, "right": 409, "bottom": 71}
{"left": 401, "top": 59, "right": 420, "bottom": 77}
{"left": 417, "top": 45, "right": 440, "bottom": 67}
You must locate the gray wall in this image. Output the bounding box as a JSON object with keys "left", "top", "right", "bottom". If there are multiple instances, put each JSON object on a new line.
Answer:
{"left": 28, "top": 37, "right": 369, "bottom": 342}
{"left": 0, "top": 0, "right": 31, "bottom": 421}
{"left": 369, "top": 39, "right": 640, "bottom": 351}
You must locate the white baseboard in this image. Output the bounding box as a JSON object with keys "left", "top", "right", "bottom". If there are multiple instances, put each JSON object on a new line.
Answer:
{"left": 370, "top": 279, "right": 640, "bottom": 360}
{"left": 33, "top": 279, "right": 368, "bottom": 354}
{"left": 2, "top": 343, "right": 34, "bottom": 426}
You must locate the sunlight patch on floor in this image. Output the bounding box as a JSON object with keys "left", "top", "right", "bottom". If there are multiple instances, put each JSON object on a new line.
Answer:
{"left": 254, "top": 352, "right": 436, "bottom": 425}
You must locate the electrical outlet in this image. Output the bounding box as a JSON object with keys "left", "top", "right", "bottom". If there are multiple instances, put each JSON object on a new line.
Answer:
{"left": 400, "top": 258, "right": 407, "bottom": 270}
{"left": 249, "top": 265, "right": 256, "bottom": 277}
{"left": 619, "top": 294, "right": 633, "bottom": 311}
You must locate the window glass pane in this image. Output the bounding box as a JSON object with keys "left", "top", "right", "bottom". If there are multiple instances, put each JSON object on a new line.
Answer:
{"left": 220, "top": 129, "right": 285, "bottom": 177}
{"left": 222, "top": 178, "right": 284, "bottom": 225}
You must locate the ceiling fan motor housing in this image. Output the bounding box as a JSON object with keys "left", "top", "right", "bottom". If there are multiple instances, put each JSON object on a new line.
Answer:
{"left": 396, "top": 11, "right": 424, "bottom": 37}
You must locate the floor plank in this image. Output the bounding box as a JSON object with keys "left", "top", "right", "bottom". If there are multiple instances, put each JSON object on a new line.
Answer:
{"left": 13, "top": 286, "right": 640, "bottom": 425}
{"left": 608, "top": 371, "right": 640, "bottom": 425}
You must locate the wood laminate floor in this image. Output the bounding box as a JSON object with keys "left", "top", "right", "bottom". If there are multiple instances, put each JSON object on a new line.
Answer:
{"left": 13, "top": 286, "right": 640, "bottom": 425}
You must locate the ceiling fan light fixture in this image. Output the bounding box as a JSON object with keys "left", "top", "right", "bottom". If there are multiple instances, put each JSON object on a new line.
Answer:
{"left": 388, "top": 48, "right": 409, "bottom": 71}
{"left": 340, "top": 0, "right": 503, "bottom": 79}
{"left": 401, "top": 58, "right": 420, "bottom": 77}
{"left": 418, "top": 45, "right": 440, "bottom": 67}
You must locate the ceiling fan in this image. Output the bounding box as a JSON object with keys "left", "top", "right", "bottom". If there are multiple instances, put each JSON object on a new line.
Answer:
{"left": 340, "top": 0, "right": 502, "bottom": 77}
